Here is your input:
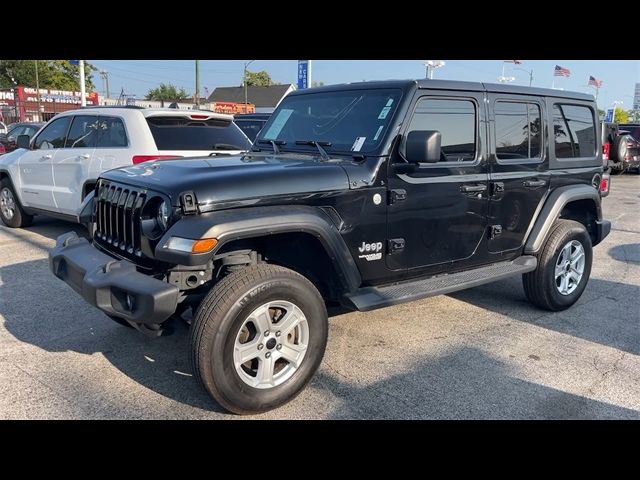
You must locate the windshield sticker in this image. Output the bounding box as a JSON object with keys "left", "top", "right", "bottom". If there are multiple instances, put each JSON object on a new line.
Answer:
{"left": 378, "top": 106, "right": 392, "bottom": 120}
{"left": 373, "top": 125, "right": 384, "bottom": 141}
{"left": 262, "top": 109, "right": 293, "bottom": 140}
{"left": 385, "top": 98, "right": 394, "bottom": 107}
{"left": 351, "top": 137, "right": 366, "bottom": 152}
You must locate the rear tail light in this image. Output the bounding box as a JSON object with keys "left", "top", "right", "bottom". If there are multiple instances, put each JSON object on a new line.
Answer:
{"left": 0, "top": 144, "right": 6, "bottom": 154}
{"left": 190, "top": 114, "right": 209, "bottom": 120}
{"left": 602, "top": 143, "right": 610, "bottom": 163}
{"left": 132, "top": 155, "right": 182, "bottom": 164}
{"left": 600, "top": 176, "right": 609, "bottom": 196}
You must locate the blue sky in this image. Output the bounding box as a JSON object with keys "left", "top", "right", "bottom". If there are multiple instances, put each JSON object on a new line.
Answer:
{"left": 88, "top": 60, "right": 639, "bottom": 110}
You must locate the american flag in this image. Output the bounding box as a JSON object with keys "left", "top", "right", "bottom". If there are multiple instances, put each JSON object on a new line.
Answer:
{"left": 554, "top": 65, "right": 571, "bottom": 77}
{"left": 504, "top": 60, "right": 522, "bottom": 64}
{"left": 588, "top": 75, "right": 603, "bottom": 88}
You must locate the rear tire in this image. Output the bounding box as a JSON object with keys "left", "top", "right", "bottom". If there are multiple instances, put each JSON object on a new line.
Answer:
{"left": 190, "top": 264, "right": 328, "bottom": 414}
{"left": 0, "top": 179, "right": 33, "bottom": 228}
{"left": 523, "top": 220, "right": 592, "bottom": 311}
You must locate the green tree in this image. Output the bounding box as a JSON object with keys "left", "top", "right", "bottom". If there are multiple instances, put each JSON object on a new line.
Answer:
{"left": 614, "top": 108, "right": 630, "bottom": 124}
{"left": 0, "top": 60, "right": 96, "bottom": 91}
{"left": 145, "top": 83, "right": 190, "bottom": 107}
{"left": 244, "top": 70, "right": 273, "bottom": 86}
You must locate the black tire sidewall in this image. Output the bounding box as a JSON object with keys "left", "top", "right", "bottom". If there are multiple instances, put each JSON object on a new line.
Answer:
{"left": 543, "top": 225, "right": 593, "bottom": 310}
{"left": 0, "top": 179, "right": 31, "bottom": 228}
{"left": 200, "top": 273, "right": 327, "bottom": 413}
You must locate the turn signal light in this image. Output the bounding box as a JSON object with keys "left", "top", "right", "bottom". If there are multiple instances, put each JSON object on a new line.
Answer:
{"left": 191, "top": 238, "right": 218, "bottom": 253}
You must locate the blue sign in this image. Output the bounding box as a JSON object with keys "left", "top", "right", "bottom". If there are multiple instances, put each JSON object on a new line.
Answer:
{"left": 604, "top": 108, "right": 614, "bottom": 122}
{"left": 69, "top": 60, "right": 79, "bottom": 66}
{"left": 297, "top": 60, "right": 309, "bottom": 89}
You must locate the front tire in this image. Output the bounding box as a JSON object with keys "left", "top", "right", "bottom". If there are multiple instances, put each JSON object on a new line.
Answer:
{"left": 523, "top": 220, "right": 592, "bottom": 311}
{"left": 190, "top": 264, "right": 328, "bottom": 414}
{"left": 0, "top": 179, "right": 33, "bottom": 228}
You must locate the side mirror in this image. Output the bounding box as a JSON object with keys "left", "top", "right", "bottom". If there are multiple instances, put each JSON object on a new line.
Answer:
{"left": 16, "top": 135, "right": 31, "bottom": 149}
{"left": 406, "top": 130, "right": 441, "bottom": 163}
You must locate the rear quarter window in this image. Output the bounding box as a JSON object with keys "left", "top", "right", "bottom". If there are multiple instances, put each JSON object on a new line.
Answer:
{"left": 146, "top": 116, "right": 252, "bottom": 151}
{"left": 552, "top": 104, "right": 596, "bottom": 159}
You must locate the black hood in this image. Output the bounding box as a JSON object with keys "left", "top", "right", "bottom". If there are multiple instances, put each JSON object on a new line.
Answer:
{"left": 100, "top": 153, "right": 352, "bottom": 207}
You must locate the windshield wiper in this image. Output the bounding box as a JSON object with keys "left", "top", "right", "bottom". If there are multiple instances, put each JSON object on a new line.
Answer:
{"left": 212, "top": 143, "right": 243, "bottom": 150}
{"left": 295, "top": 140, "right": 331, "bottom": 161}
{"left": 256, "top": 139, "right": 286, "bottom": 154}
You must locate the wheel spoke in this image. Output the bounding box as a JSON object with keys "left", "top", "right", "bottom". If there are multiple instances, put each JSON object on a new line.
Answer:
{"left": 277, "top": 341, "right": 306, "bottom": 368}
{"left": 256, "top": 355, "right": 276, "bottom": 385}
{"left": 555, "top": 262, "right": 566, "bottom": 279}
{"left": 275, "top": 305, "right": 304, "bottom": 335}
{"left": 559, "top": 273, "right": 569, "bottom": 294}
{"left": 561, "top": 243, "right": 572, "bottom": 263}
{"left": 235, "top": 339, "right": 262, "bottom": 364}
{"left": 571, "top": 250, "right": 584, "bottom": 265}
{"left": 249, "top": 304, "right": 272, "bottom": 335}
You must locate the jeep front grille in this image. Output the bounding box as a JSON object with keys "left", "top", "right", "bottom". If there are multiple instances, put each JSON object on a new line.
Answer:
{"left": 94, "top": 180, "right": 147, "bottom": 263}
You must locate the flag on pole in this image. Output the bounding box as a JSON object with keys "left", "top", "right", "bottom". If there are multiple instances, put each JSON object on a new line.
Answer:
{"left": 504, "top": 60, "right": 522, "bottom": 64}
{"left": 588, "top": 75, "right": 603, "bottom": 88}
{"left": 554, "top": 65, "right": 571, "bottom": 77}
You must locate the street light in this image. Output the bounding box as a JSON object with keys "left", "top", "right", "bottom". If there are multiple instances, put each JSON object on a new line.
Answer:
{"left": 497, "top": 75, "right": 516, "bottom": 83}
{"left": 423, "top": 60, "right": 445, "bottom": 79}
{"left": 511, "top": 67, "right": 534, "bottom": 87}
{"left": 244, "top": 60, "right": 255, "bottom": 109}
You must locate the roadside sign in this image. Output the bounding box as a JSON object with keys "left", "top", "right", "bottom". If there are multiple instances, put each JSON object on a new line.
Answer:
{"left": 604, "top": 108, "right": 614, "bottom": 122}
{"left": 297, "top": 60, "right": 310, "bottom": 90}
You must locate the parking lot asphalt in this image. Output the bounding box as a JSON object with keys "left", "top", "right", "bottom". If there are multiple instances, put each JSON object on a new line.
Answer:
{"left": 1, "top": 176, "right": 639, "bottom": 419}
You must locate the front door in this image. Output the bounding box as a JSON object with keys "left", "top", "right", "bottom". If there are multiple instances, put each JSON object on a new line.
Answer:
{"left": 18, "top": 116, "right": 72, "bottom": 211}
{"left": 486, "top": 94, "right": 550, "bottom": 253}
{"left": 387, "top": 91, "right": 489, "bottom": 272}
{"left": 52, "top": 115, "right": 98, "bottom": 216}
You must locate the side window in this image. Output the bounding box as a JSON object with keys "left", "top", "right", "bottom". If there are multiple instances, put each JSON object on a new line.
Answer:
{"left": 95, "top": 116, "right": 128, "bottom": 148}
{"left": 7, "top": 126, "right": 26, "bottom": 140}
{"left": 553, "top": 104, "right": 596, "bottom": 158}
{"left": 406, "top": 98, "right": 477, "bottom": 162}
{"left": 495, "top": 101, "right": 542, "bottom": 161}
{"left": 65, "top": 115, "right": 100, "bottom": 148}
{"left": 33, "top": 117, "right": 72, "bottom": 150}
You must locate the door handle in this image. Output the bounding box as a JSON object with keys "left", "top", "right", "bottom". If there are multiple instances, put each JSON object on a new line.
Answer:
{"left": 40, "top": 154, "right": 52, "bottom": 160}
{"left": 523, "top": 179, "right": 546, "bottom": 188}
{"left": 461, "top": 184, "right": 487, "bottom": 193}
{"left": 78, "top": 154, "right": 90, "bottom": 160}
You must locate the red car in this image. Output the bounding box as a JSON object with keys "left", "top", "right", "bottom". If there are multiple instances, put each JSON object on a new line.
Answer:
{"left": 0, "top": 122, "right": 45, "bottom": 155}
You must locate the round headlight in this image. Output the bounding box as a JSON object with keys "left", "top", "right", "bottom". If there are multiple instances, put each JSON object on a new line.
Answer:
{"left": 157, "top": 201, "right": 170, "bottom": 230}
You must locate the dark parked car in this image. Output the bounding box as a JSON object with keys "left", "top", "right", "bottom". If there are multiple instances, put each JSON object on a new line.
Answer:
{"left": 49, "top": 80, "right": 610, "bottom": 414}
{"left": 602, "top": 121, "right": 640, "bottom": 174}
{"left": 0, "top": 122, "right": 45, "bottom": 155}
{"left": 234, "top": 113, "right": 271, "bottom": 141}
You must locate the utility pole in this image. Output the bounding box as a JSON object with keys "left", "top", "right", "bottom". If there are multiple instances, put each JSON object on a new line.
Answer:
{"left": 195, "top": 60, "right": 200, "bottom": 108}
{"left": 34, "top": 60, "right": 41, "bottom": 121}
{"left": 79, "top": 60, "right": 86, "bottom": 107}
{"left": 244, "top": 60, "right": 255, "bottom": 111}
{"left": 99, "top": 70, "right": 110, "bottom": 99}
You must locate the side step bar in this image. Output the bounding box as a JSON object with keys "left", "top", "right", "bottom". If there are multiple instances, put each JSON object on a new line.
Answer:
{"left": 344, "top": 256, "right": 537, "bottom": 312}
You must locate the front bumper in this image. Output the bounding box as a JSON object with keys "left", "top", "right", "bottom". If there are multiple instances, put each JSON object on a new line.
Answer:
{"left": 49, "top": 232, "right": 179, "bottom": 324}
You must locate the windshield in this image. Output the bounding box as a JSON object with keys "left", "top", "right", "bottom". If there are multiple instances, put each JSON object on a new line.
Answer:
{"left": 258, "top": 88, "right": 402, "bottom": 154}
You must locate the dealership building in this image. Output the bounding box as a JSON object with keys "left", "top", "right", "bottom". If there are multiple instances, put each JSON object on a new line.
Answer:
{"left": 0, "top": 86, "right": 99, "bottom": 123}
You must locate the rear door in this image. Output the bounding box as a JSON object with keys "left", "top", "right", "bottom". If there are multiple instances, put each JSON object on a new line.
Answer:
{"left": 52, "top": 115, "right": 98, "bottom": 215}
{"left": 18, "top": 116, "right": 71, "bottom": 211}
{"left": 486, "top": 94, "right": 550, "bottom": 253}
{"left": 386, "top": 90, "right": 489, "bottom": 272}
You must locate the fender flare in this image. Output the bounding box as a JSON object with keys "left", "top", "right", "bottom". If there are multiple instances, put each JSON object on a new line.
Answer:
{"left": 155, "top": 205, "right": 362, "bottom": 293}
{"left": 524, "top": 184, "right": 602, "bottom": 254}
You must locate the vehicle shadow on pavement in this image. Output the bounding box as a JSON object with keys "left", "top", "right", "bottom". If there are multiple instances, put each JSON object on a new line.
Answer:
{"left": 0, "top": 257, "right": 223, "bottom": 413}
{"left": 448, "top": 274, "right": 640, "bottom": 356}
{"left": 313, "top": 346, "right": 640, "bottom": 419}
{"left": 608, "top": 243, "right": 640, "bottom": 266}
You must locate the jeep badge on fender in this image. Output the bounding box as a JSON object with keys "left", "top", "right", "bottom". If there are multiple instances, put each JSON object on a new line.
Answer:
{"left": 47, "top": 79, "right": 610, "bottom": 414}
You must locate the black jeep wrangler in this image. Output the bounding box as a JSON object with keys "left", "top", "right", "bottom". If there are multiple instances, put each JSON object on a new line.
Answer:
{"left": 49, "top": 80, "right": 611, "bottom": 414}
